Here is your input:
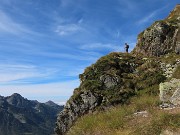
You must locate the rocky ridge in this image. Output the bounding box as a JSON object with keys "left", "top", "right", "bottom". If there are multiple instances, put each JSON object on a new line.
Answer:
{"left": 55, "top": 5, "right": 180, "bottom": 135}
{"left": 0, "top": 93, "right": 63, "bottom": 135}
{"left": 132, "top": 4, "right": 180, "bottom": 56}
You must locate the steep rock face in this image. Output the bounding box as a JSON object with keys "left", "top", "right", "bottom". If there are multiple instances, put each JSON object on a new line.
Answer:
{"left": 132, "top": 5, "right": 180, "bottom": 56}
{"left": 159, "top": 78, "right": 180, "bottom": 105}
{"left": 55, "top": 53, "right": 166, "bottom": 135}
{"left": 56, "top": 91, "right": 102, "bottom": 134}
{"left": 0, "top": 93, "right": 63, "bottom": 135}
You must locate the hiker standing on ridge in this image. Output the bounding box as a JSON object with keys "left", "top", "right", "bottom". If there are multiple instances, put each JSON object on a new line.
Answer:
{"left": 125, "top": 43, "right": 129, "bottom": 53}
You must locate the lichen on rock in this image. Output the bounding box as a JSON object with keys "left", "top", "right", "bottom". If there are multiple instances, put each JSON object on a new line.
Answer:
{"left": 159, "top": 78, "right": 180, "bottom": 105}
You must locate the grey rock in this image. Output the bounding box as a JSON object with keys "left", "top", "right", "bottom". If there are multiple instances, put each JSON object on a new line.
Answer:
{"left": 159, "top": 103, "right": 175, "bottom": 109}
{"left": 160, "top": 61, "right": 179, "bottom": 78}
{"left": 132, "top": 5, "right": 180, "bottom": 57}
{"left": 161, "top": 129, "right": 180, "bottom": 135}
{"left": 100, "top": 74, "right": 119, "bottom": 88}
{"left": 171, "top": 88, "right": 180, "bottom": 105}
{"left": 55, "top": 91, "right": 102, "bottom": 135}
{"left": 134, "top": 110, "right": 148, "bottom": 117}
{"left": 159, "top": 78, "right": 180, "bottom": 105}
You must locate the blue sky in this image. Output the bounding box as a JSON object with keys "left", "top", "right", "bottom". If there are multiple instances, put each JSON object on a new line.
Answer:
{"left": 0, "top": 0, "right": 179, "bottom": 104}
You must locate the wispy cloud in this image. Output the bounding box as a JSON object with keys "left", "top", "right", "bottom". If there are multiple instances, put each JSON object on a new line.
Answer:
{"left": 0, "top": 10, "right": 21, "bottom": 35}
{"left": 137, "top": 12, "right": 156, "bottom": 25}
{"left": 137, "top": 6, "right": 167, "bottom": 25}
{"left": 80, "top": 43, "right": 121, "bottom": 51}
{"left": 37, "top": 51, "right": 99, "bottom": 61}
{"left": 55, "top": 23, "right": 83, "bottom": 36}
{"left": 0, "top": 64, "right": 56, "bottom": 83}
{"left": 0, "top": 10, "right": 40, "bottom": 36}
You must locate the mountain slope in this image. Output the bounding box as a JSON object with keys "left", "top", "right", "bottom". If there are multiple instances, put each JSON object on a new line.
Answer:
{"left": 55, "top": 5, "right": 180, "bottom": 135}
{"left": 55, "top": 52, "right": 171, "bottom": 135}
{"left": 0, "top": 93, "right": 63, "bottom": 135}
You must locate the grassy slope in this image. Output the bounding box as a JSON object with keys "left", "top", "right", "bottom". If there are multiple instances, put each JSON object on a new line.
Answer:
{"left": 67, "top": 53, "right": 180, "bottom": 135}
{"left": 67, "top": 94, "right": 180, "bottom": 135}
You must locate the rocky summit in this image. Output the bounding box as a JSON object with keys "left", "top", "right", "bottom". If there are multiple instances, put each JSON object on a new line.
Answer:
{"left": 132, "top": 4, "right": 180, "bottom": 56}
{"left": 55, "top": 5, "right": 180, "bottom": 135}
{"left": 0, "top": 93, "right": 63, "bottom": 135}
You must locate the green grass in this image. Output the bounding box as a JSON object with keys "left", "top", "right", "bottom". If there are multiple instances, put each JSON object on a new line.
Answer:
{"left": 67, "top": 105, "right": 133, "bottom": 135}
{"left": 66, "top": 94, "right": 180, "bottom": 135}
{"left": 133, "top": 111, "right": 180, "bottom": 135}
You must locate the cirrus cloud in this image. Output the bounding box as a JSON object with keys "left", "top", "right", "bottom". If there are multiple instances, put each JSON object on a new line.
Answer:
{"left": 55, "top": 23, "right": 83, "bottom": 36}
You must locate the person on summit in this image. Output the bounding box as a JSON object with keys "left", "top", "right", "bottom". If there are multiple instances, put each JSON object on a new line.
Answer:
{"left": 124, "top": 43, "right": 129, "bottom": 53}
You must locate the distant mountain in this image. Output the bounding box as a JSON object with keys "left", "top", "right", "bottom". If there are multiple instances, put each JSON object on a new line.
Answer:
{"left": 0, "top": 93, "right": 63, "bottom": 135}
{"left": 45, "top": 100, "right": 60, "bottom": 108}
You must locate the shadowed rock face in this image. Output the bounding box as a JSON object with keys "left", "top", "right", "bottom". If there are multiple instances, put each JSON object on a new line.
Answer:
{"left": 132, "top": 5, "right": 180, "bottom": 56}
{"left": 0, "top": 93, "right": 63, "bottom": 135}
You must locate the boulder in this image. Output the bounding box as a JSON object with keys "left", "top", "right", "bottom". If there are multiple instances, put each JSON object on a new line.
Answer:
{"left": 161, "top": 129, "right": 180, "bottom": 135}
{"left": 100, "top": 74, "right": 119, "bottom": 88}
{"left": 159, "top": 78, "right": 180, "bottom": 105}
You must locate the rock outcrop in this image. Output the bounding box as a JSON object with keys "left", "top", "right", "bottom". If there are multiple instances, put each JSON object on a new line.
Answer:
{"left": 161, "top": 129, "right": 180, "bottom": 135}
{"left": 55, "top": 53, "right": 166, "bottom": 135}
{"left": 160, "top": 59, "right": 180, "bottom": 78}
{"left": 159, "top": 78, "right": 180, "bottom": 105}
{"left": 132, "top": 5, "right": 180, "bottom": 56}
{"left": 56, "top": 91, "right": 102, "bottom": 134}
{"left": 0, "top": 93, "right": 63, "bottom": 135}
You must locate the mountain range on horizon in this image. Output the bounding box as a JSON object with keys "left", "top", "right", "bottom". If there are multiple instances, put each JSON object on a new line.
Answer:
{"left": 0, "top": 93, "right": 63, "bottom": 135}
